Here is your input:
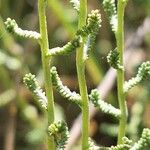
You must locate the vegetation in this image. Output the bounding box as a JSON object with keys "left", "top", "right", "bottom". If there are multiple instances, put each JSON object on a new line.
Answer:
{"left": 0, "top": 0, "right": 150, "bottom": 149}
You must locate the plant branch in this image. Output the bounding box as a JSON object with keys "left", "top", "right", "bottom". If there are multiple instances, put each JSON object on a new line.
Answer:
{"left": 76, "top": 0, "right": 89, "bottom": 149}
{"left": 38, "top": 0, "right": 55, "bottom": 149}
{"left": 116, "top": 0, "right": 128, "bottom": 144}
{"left": 66, "top": 17, "right": 150, "bottom": 150}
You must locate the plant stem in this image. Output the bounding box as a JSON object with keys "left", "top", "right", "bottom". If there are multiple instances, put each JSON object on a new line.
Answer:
{"left": 38, "top": 0, "right": 55, "bottom": 149}
{"left": 76, "top": 0, "right": 89, "bottom": 149}
{"left": 117, "top": 0, "right": 127, "bottom": 144}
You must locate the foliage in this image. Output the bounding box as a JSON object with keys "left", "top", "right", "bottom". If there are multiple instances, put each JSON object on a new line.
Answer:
{"left": 50, "top": 66, "right": 81, "bottom": 106}
{"left": 4, "top": 18, "right": 41, "bottom": 41}
{"left": 48, "top": 121, "right": 69, "bottom": 150}
{"left": 0, "top": 0, "right": 150, "bottom": 149}
{"left": 23, "top": 73, "right": 47, "bottom": 109}
{"left": 89, "top": 89, "right": 121, "bottom": 118}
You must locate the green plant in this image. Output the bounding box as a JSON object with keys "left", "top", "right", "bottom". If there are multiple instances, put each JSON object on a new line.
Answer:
{"left": 4, "top": 0, "right": 150, "bottom": 149}
{"left": 103, "top": 0, "right": 150, "bottom": 145}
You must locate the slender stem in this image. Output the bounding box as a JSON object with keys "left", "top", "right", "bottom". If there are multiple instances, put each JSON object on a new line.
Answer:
{"left": 38, "top": 0, "right": 55, "bottom": 149}
{"left": 76, "top": 0, "right": 89, "bottom": 149}
{"left": 116, "top": 0, "right": 127, "bottom": 144}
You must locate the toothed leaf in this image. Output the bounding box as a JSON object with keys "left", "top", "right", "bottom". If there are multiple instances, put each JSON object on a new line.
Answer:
{"left": 47, "top": 36, "right": 81, "bottom": 56}
{"left": 48, "top": 121, "right": 69, "bottom": 150}
{"left": 5, "top": 18, "right": 41, "bottom": 40}
{"left": 107, "top": 49, "right": 123, "bottom": 70}
{"left": 102, "top": 0, "right": 117, "bottom": 32}
{"left": 89, "top": 89, "right": 121, "bottom": 118}
{"left": 130, "top": 128, "right": 150, "bottom": 150}
{"left": 124, "top": 61, "right": 150, "bottom": 93}
{"left": 50, "top": 67, "right": 82, "bottom": 106}
{"left": 23, "top": 73, "right": 47, "bottom": 109}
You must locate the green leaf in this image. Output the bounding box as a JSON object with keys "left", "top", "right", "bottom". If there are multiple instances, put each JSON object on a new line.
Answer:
{"left": 89, "top": 89, "right": 121, "bottom": 118}
{"left": 48, "top": 121, "right": 69, "bottom": 150}
{"left": 5, "top": 18, "right": 41, "bottom": 40}
{"left": 23, "top": 73, "right": 47, "bottom": 109}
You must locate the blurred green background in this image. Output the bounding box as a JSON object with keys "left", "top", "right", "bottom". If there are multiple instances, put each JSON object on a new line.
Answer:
{"left": 0, "top": 0, "right": 150, "bottom": 149}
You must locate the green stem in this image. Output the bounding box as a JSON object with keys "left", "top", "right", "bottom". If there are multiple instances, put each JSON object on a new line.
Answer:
{"left": 76, "top": 0, "right": 89, "bottom": 149}
{"left": 47, "top": 1, "right": 102, "bottom": 85}
{"left": 38, "top": 0, "right": 55, "bottom": 149}
{"left": 117, "top": 0, "right": 127, "bottom": 144}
